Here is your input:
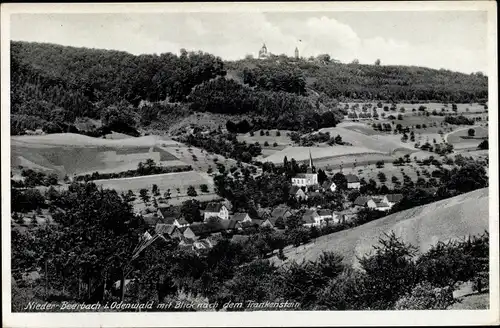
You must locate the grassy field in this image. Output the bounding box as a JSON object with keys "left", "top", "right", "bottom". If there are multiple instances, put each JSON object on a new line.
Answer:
{"left": 10, "top": 133, "right": 187, "bottom": 177}
{"left": 163, "top": 144, "right": 241, "bottom": 172}
{"left": 272, "top": 188, "right": 489, "bottom": 267}
{"left": 263, "top": 145, "right": 385, "bottom": 164}
{"left": 93, "top": 171, "right": 214, "bottom": 195}
{"left": 318, "top": 127, "right": 413, "bottom": 153}
{"left": 338, "top": 162, "right": 452, "bottom": 189}
{"left": 447, "top": 126, "right": 488, "bottom": 144}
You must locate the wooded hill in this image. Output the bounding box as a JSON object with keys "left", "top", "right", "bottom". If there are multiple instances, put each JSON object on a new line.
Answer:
{"left": 11, "top": 41, "right": 488, "bottom": 135}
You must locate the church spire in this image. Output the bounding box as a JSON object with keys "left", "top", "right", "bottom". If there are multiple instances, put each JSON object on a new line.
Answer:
{"left": 308, "top": 149, "right": 315, "bottom": 173}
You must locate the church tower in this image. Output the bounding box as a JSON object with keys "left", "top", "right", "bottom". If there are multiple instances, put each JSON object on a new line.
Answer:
{"left": 294, "top": 46, "right": 299, "bottom": 59}
{"left": 307, "top": 149, "right": 315, "bottom": 173}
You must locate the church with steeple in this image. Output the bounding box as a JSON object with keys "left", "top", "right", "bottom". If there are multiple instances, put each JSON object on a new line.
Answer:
{"left": 290, "top": 150, "right": 318, "bottom": 189}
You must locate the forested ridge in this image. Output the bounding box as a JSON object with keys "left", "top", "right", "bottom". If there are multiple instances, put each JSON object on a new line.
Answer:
{"left": 11, "top": 41, "right": 488, "bottom": 135}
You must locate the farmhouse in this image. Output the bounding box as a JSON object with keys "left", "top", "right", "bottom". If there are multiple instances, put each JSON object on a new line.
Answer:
{"left": 261, "top": 217, "right": 284, "bottom": 229}
{"left": 291, "top": 150, "right": 318, "bottom": 188}
{"left": 203, "top": 203, "right": 229, "bottom": 221}
{"left": 345, "top": 174, "right": 361, "bottom": 189}
{"left": 302, "top": 209, "right": 320, "bottom": 227}
{"left": 271, "top": 207, "right": 292, "bottom": 220}
{"left": 354, "top": 196, "right": 392, "bottom": 211}
{"left": 317, "top": 209, "right": 336, "bottom": 224}
{"left": 289, "top": 186, "right": 307, "bottom": 201}
{"left": 157, "top": 206, "right": 190, "bottom": 228}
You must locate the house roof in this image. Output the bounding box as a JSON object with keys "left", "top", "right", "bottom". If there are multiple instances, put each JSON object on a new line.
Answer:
{"left": 220, "top": 219, "right": 241, "bottom": 230}
{"left": 317, "top": 209, "right": 332, "bottom": 216}
{"left": 293, "top": 173, "right": 308, "bottom": 178}
{"left": 322, "top": 181, "right": 334, "bottom": 189}
{"left": 241, "top": 219, "right": 264, "bottom": 228}
{"left": 187, "top": 220, "right": 231, "bottom": 236}
{"left": 308, "top": 191, "right": 322, "bottom": 198}
{"left": 176, "top": 217, "right": 189, "bottom": 226}
{"left": 231, "top": 234, "right": 250, "bottom": 243}
{"left": 143, "top": 213, "right": 160, "bottom": 226}
{"left": 354, "top": 196, "right": 370, "bottom": 206}
{"left": 232, "top": 213, "right": 250, "bottom": 222}
{"left": 158, "top": 206, "right": 180, "bottom": 218}
{"left": 302, "top": 209, "right": 319, "bottom": 223}
{"left": 271, "top": 207, "right": 290, "bottom": 218}
{"left": 155, "top": 223, "right": 177, "bottom": 235}
{"left": 205, "top": 202, "right": 225, "bottom": 213}
{"left": 385, "top": 193, "right": 404, "bottom": 202}
{"left": 257, "top": 208, "right": 270, "bottom": 219}
{"left": 289, "top": 186, "right": 301, "bottom": 195}
{"left": 302, "top": 215, "right": 316, "bottom": 224}
{"left": 345, "top": 174, "right": 360, "bottom": 183}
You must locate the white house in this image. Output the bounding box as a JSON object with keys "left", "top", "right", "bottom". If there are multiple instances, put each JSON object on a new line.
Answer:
{"left": 345, "top": 174, "right": 361, "bottom": 189}
{"left": 366, "top": 198, "right": 391, "bottom": 211}
{"left": 302, "top": 209, "right": 321, "bottom": 227}
{"left": 203, "top": 203, "right": 229, "bottom": 221}
{"left": 317, "top": 209, "right": 337, "bottom": 225}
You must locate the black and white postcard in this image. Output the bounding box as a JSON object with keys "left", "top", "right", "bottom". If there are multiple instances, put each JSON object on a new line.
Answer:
{"left": 1, "top": 2, "right": 498, "bottom": 327}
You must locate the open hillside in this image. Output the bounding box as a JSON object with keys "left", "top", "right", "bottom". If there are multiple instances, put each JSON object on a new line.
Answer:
{"left": 275, "top": 188, "right": 489, "bottom": 267}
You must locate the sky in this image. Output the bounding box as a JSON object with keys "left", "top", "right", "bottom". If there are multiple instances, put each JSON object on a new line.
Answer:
{"left": 10, "top": 11, "right": 488, "bottom": 73}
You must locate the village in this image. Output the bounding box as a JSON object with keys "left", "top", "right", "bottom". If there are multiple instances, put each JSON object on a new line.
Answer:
{"left": 139, "top": 152, "right": 404, "bottom": 254}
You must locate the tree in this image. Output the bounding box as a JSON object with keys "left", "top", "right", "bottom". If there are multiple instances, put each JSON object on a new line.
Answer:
{"left": 377, "top": 172, "right": 387, "bottom": 183}
{"left": 394, "top": 282, "right": 454, "bottom": 310}
{"left": 468, "top": 128, "right": 475, "bottom": 137}
{"left": 359, "top": 232, "right": 419, "bottom": 309}
{"left": 332, "top": 173, "right": 347, "bottom": 190}
{"left": 317, "top": 169, "right": 328, "bottom": 185}
{"left": 187, "top": 186, "right": 198, "bottom": 197}
{"left": 376, "top": 161, "right": 385, "bottom": 169}
{"left": 139, "top": 188, "right": 150, "bottom": 204}
{"left": 181, "top": 199, "right": 202, "bottom": 223}
{"left": 375, "top": 59, "right": 381, "bottom": 66}
{"left": 152, "top": 184, "right": 160, "bottom": 196}
{"left": 200, "top": 184, "right": 209, "bottom": 193}
{"left": 351, "top": 59, "right": 359, "bottom": 64}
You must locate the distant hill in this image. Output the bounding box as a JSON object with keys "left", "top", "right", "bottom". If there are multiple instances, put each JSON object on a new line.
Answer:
{"left": 225, "top": 57, "right": 488, "bottom": 103}
{"left": 276, "top": 188, "right": 489, "bottom": 267}
{"left": 10, "top": 41, "right": 488, "bottom": 135}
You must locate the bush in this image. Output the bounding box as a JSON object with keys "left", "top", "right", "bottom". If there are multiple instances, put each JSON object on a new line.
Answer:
{"left": 394, "top": 282, "right": 454, "bottom": 310}
{"left": 200, "top": 184, "right": 209, "bottom": 193}
{"left": 187, "top": 186, "right": 198, "bottom": 197}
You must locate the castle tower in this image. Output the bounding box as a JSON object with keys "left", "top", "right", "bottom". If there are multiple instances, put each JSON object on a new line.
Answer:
{"left": 294, "top": 46, "right": 299, "bottom": 59}
{"left": 258, "top": 43, "right": 268, "bottom": 59}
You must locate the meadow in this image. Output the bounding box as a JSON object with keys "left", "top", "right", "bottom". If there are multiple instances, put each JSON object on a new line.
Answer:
{"left": 92, "top": 171, "right": 214, "bottom": 195}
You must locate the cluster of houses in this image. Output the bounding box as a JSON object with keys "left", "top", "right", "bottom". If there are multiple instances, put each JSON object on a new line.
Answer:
{"left": 353, "top": 193, "right": 404, "bottom": 211}
{"left": 141, "top": 199, "right": 355, "bottom": 253}
{"left": 289, "top": 151, "right": 361, "bottom": 201}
